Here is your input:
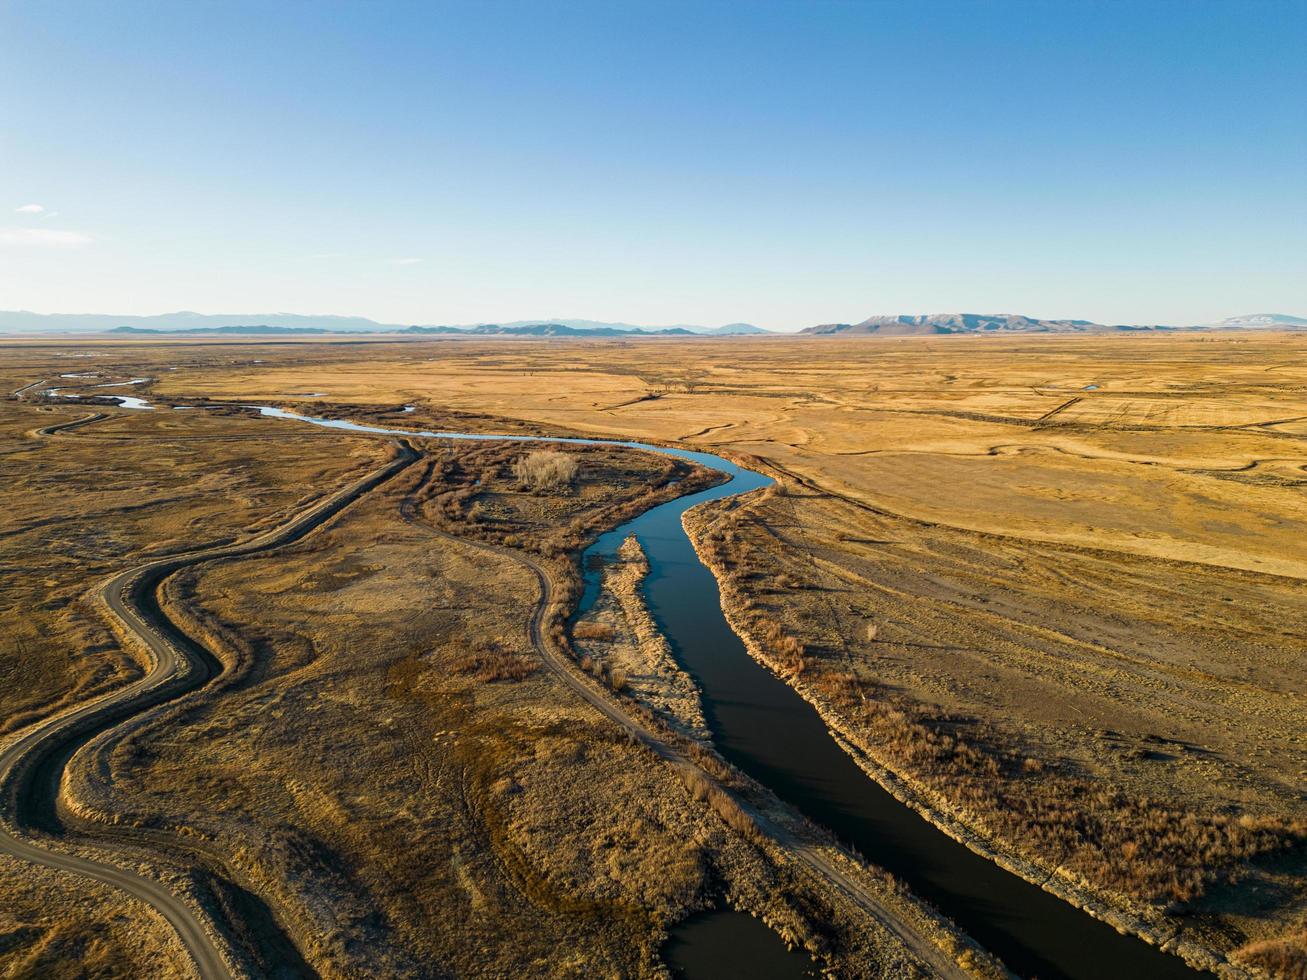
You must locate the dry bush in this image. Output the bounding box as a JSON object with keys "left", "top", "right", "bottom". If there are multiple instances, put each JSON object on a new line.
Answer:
{"left": 693, "top": 496, "right": 1307, "bottom": 907}
{"left": 417, "top": 442, "right": 720, "bottom": 569}
{"left": 511, "top": 450, "right": 579, "bottom": 492}
{"left": 684, "top": 741, "right": 737, "bottom": 786}
{"left": 450, "top": 641, "right": 536, "bottom": 682}
{"left": 609, "top": 668, "right": 628, "bottom": 692}
{"left": 573, "top": 622, "right": 615, "bottom": 642}
{"left": 1234, "top": 929, "right": 1307, "bottom": 979}
{"left": 807, "top": 667, "right": 1306, "bottom": 905}
{"left": 758, "top": 618, "right": 806, "bottom": 676}
{"left": 680, "top": 768, "right": 763, "bottom": 843}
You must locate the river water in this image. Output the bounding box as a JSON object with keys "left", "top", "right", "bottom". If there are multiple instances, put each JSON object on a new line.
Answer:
{"left": 79, "top": 398, "right": 1203, "bottom": 978}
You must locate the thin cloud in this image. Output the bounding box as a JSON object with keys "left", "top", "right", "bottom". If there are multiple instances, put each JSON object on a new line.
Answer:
{"left": 0, "top": 227, "right": 93, "bottom": 247}
{"left": 15, "top": 203, "right": 45, "bottom": 214}
{"left": 389, "top": 257, "right": 423, "bottom": 265}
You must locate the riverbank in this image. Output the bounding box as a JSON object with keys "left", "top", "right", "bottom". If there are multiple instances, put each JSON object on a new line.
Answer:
{"left": 573, "top": 534, "right": 711, "bottom": 741}
{"left": 680, "top": 494, "right": 1258, "bottom": 978}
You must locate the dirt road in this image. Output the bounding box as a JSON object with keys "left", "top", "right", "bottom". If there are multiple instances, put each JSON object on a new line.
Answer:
{"left": 0, "top": 439, "right": 418, "bottom": 980}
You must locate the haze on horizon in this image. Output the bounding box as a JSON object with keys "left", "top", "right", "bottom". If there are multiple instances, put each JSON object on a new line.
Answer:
{"left": 1, "top": 1, "right": 1304, "bottom": 330}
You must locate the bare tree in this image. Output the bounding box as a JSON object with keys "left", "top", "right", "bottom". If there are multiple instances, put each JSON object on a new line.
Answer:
{"left": 512, "top": 450, "right": 579, "bottom": 491}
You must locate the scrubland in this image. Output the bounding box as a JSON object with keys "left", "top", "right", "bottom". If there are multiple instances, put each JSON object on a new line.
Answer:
{"left": 0, "top": 352, "right": 390, "bottom": 975}
{"left": 1, "top": 343, "right": 958, "bottom": 977}
{"left": 3, "top": 332, "right": 1305, "bottom": 976}
{"left": 123, "top": 331, "right": 1307, "bottom": 969}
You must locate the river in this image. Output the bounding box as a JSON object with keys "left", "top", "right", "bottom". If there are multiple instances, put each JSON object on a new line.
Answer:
{"left": 60, "top": 397, "right": 1204, "bottom": 978}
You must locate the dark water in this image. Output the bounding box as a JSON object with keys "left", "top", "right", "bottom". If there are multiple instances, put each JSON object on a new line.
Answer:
{"left": 663, "top": 909, "right": 816, "bottom": 979}
{"left": 252, "top": 408, "right": 1201, "bottom": 980}
{"left": 579, "top": 464, "right": 1201, "bottom": 980}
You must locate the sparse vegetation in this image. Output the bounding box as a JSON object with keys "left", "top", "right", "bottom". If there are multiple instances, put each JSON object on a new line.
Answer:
{"left": 450, "top": 639, "right": 537, "bottom": 682}
{"left": 512, "top": 449, "right": 579, "bottom": 491}
{"left": 1234, "top": 929, "right": 1307, "bottom": 979}
{"left": 6, "top": 331, "right": 1306, "bottom": 975}
{"left": 684, "top": 446, "right": 1307, "bottom": 958}
{"left": 806, "top": 667, "right": 1305, "bottom": 905}
{"left": 573, "top": 621, "right": 616, "bottom": 642}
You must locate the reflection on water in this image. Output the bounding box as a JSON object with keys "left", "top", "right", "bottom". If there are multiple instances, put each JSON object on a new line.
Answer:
{"left": 663, "top": 910, "right": 815, "bottom": 979}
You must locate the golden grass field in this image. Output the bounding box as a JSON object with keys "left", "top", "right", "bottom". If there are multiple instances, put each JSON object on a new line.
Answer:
{"left": 2, "top": 332, "right": 1305, "bottom": 976}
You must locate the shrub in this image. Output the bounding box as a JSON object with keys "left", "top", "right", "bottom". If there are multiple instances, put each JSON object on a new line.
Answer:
{"left": 573, "top": 621, "right": 616, "bottom": 642}
{"left": 1234, "top": 930, "right": 1307, "bottom": 979}
{"left": 450, "top": 641, "right": 536, "bottom": 682}
{"left": 808, "top": 665, "right": 1306, "bottom": 904}
{"left": 679, "top": 768, "right": 763, "bottom": 843}
{"left": 757, "top": 618, "right": 806, "bottom": 676}
{"left": 609, "top": 668, "right": 628, "bottom": 692}
{"left": 511, "top": 450, "right": 579, "bottom": 492}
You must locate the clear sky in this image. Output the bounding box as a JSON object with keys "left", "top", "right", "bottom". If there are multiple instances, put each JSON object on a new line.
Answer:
{"left": 2, "top": 1, "right": 1304, "bottom": 330}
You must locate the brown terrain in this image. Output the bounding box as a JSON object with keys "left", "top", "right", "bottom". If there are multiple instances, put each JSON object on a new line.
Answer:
{"left": 0, "top": 342, "right": 983, "bottom": 979}
{"left": 1, "top": 331, "right": 1304, "bottom": 978}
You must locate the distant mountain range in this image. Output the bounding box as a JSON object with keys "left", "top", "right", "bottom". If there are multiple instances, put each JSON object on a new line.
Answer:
{"left": 801, "top": 313, "right": 1307, "bottom": 336}
{"left": 490, "top": 319, "right": 770, "bottom": 335}
{"left": 1213, "top": 313, "right": 1307, "bottom": 330}
{"left": 399, "top": 323, "right": 699, "bottom": 337}
{"left": 0, "top": 310, "right": 770, "bottom": 336}
{"left": 1, "top": 309, "right": 1302, "bottom": 337}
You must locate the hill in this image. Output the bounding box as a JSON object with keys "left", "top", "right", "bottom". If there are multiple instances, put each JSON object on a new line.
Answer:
{"left": 1210, "top": 313, "right": 1307, "bottom": 329}
{"left": 401, "top": 323, "right": 696, "bottom": 337}
{"left": 103, "top": 322, "right": 699, "bottom": 338}
{"left": 494, "top": 319, "right": 770, "bottom": 335}
{"left": 0, "top": 310, "right": 769, "bottom": 335}
{"left": 802, "top": 314, "right": 1108, "bottom": 336}
{"left": 803, "top": 312, "right": 1307, "bottom": 336}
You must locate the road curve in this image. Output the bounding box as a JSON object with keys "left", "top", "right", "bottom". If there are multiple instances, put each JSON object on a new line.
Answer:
{"left": 30, "top": 411, "right": 109, "bottom": 438}
{"left": 11, "top": 378, "right": 47, "bottom": 398}
{"left": 397, "top": 492, "right": 972, "bottom": 980}
{"left": 0, "top": 439, "right": 419, "bottom": 980}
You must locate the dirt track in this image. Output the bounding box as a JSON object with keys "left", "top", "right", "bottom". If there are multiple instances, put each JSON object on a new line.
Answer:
{"left": 0, "top": 426, "right": 418, "bottom": 979}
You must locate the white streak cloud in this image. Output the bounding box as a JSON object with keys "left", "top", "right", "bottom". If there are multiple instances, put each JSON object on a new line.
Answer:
{"left": 15, "top": 203, "right": 46, "bottom": 214}
{"left": 0, "top": 227, "right": 93, "bottom": 247}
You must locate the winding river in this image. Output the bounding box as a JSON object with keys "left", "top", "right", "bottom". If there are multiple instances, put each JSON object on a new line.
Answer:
{"left": 244, "top": 405, "right": 1200, "bottom": 980}
{"left": 38, "top": 395, "right": 1203, "bottom": 978}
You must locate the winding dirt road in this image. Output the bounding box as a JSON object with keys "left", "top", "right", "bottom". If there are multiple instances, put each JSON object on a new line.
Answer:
{"left": 0, "top": 433, "right": 418, "bottom": 979}
{"left": 30, "top": 410, "right": 109, "bottom": 438}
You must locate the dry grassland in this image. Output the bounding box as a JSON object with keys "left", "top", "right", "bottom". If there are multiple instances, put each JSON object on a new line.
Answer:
{"left": 122, "top": 331, "right": 1307, "bottom": 965}
{"left": 3, "top": 333, "right": 1305, "bottom": 975}
{"left": 0, "top": 349, "right": 394, "bottom": 975}
{"left": 57, "top": 437, "right": 935, "bottom": 977}
{"left": 1, "top": 343, "right": 951, "bottom": 978}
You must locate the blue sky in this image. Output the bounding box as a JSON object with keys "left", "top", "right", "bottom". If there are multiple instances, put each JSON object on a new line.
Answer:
{"left": 2, "top": 0, "right": 1304, "bottom": 329}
